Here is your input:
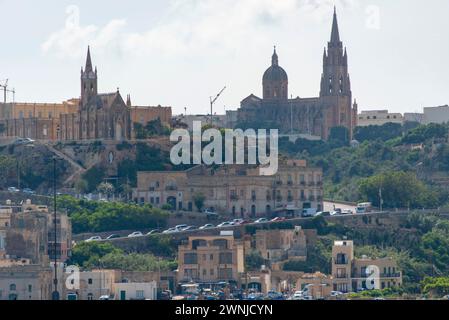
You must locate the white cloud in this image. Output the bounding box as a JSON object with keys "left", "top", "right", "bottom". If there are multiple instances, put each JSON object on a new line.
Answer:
{"left": 41, "top": 0, "right": 356, "bottom": 59}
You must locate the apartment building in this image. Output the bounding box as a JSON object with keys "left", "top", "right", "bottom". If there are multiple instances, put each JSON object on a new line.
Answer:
{"left": 255, "top": 226, "right": 307, "bottom": 264}
{"left": 357, "top": 110, "right": 404, "bottom": 127}
{"left": 0, "top": 265, "right": 53, "bottom": 300}
{"left": 331, "top": 240, "right": 402, "bottom": 293}
{"left": 0, "top": 200, "right": 71, "bottom": 263}
{"left": 134, "top": 160, "right": 323, "bottom": 218}
{"left": 177, "top": 233, "right": 245, "bottom": 285}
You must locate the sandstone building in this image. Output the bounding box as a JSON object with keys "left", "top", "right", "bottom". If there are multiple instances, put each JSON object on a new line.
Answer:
{"left": 237, "top": 8, "right": 358, "bottom": 140}
{"left": 0, "top": 47, "right": 172, "bottom": 141}
{"left": 331, "top": 240, "right": 402, "bottom": 293}
{"left": 177, "top": 234, "right": 245, "bottom": 285}
{"left": 133, "top": 160, "right": 323, "bottom": 218}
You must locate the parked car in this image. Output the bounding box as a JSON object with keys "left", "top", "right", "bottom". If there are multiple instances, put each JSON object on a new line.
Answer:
{"left": 270, "top": 217, "right": 286, "bottom": 222}
{"left": 199, "top": 224, "right": 215, "bottom": 230}
{"left": 204, "top": 209, "right": 219, "bottom": 219}
{"left": 162, "top": 228, "right": 179, "bottom": 234}
{"left": 127, "top": 231, "right": 144, "bottom": 238}
{"left": 356, "top": 202, "right": 373, "bottom": 214}
{"left": 182, "top": 226, "right": 198, "bottom": 232}
{"left": 315, "top": 211, "right": 331, "bottom": 217}
{"left": 7, "top": 187, "right": 20, "bottom": 193}
{"left": 302, "top": 208, "right": 317, "bottom": 217}
{"left": 341, "top": 209, "right": 354, "bottom": 215}
{"left": 85, "top": 236, "right": 102, "bottom": 242}
{"left": 14, "top": 138, "right": 35, "bottom": 146}
{"left": 254, "top": 218, "right": 269, "bottom": 224}
{"left": 331, "top": 291, "right": 343, "bottom": 297}
{"left": 217, "top": 222, "right": 233, "bottom": 228}
{"left": 146, "top": 230, "right": 160, "bottom": 236}
{"left": 232, "top": 219, "right": 245, "bottom": 225}
{"left": 175, "top": 224, "right": 188, "bottom": 231}
{"left": 291, "top": 291, "right": 304, "bottom": 300}
{"left": 22, "top": 188, "right": 36, "bottom": 195}
{"left": 106, "top": 234, "right": 121, "bottom": 240}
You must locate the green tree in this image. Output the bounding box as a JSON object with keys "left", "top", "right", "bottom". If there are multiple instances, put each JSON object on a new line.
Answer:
{"left": 245, "top": 251, "right": 266, "bottom": 271}
{"left": 421, "top": 277, "right": 449, "bottom": 297}
{"left": 70, "top": 242, "right": 122, "bottom": 267}
{"left": 193, "top": 193, "right": 206, "bottom": 212}
{"left": 97, "top": 182, "right": 115, "bottom": 197}
{"left": 75, "top": 179, "right": 89, "bottom": 194}
{"left": 358, "top": 171, "right": 438, "bottom": 209}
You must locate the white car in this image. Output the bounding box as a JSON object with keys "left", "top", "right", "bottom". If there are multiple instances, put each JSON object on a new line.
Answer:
{"left": 7, "top": 187, "right": 20, "bottom": 193}
{"left": 199, "top": 224, "right": 215, "bottom": 230}
{"left": 341, "top": 209, "right": 354, "bottom": 215}
{"left": 85, "top": 236, "right": 102, "bottom": 242}
{"left": 254, "top": 218, "right": 268, "bottom": 224}
{"left": 232, "top": 219, "right": 245, "bottom": 225}
{"left": 217, "top": 222, "right": 233, "bottom": 228}
{"left": 175, "top": 225, "right": 188, "bottom": 231}
{"left": 162, "top": 228, "right": 179, "bottom": 234}
{"left": 292, "top": 291, "right": 304, "bottom": 300}
{"left": 127, "top": 231, "right": 144, "bottom": 238}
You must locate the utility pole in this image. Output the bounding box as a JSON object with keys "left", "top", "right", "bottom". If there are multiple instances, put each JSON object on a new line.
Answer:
{"left": 52, "top": 157, "right": 60, "bottom": 301}
{"left": 209, "top": 86, "right": 226, "bottom": 126}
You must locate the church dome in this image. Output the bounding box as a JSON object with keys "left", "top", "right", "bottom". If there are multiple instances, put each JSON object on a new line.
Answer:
{"left": 262, "top": 47, "right": 288, "bottom": 100}
{"left": 263, "top": 49, "right": 288, "bottom": 83}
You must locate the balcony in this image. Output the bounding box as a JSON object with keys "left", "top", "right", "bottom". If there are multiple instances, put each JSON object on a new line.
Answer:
{"left": 309, "top": 196, "right": 316, "bottom": 202}
{"left": 381, "top": 273, "right": 402, "bottom": 278}
{"left": 287, "top": 181, "right": 293, "bottom": 186}
{"left": 287, "top": 196, "right": 293, "bottom": 202}
{"left": 230, "top": 195, "right": 239, "bottom": 202}
{"left": 165, "top": 186, "right": 178, "bottom": 191}
{"left": 274, "top": 181, "right": 283, "bottom": 187}
{"left": 251, "top": 196, "right": 257, "bottom": 202}
{"left": 334, "top": 259, "right": 349, "bottom": 265}
{"left": 308, "top": 182, "right": 315, "bottom": 187}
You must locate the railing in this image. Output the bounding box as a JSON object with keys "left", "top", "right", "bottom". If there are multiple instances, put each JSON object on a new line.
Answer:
{"left": 165, "top": 186, "right": 177, "bottom": 191}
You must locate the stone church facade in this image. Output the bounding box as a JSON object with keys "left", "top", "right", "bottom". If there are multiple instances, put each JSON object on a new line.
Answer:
{"left": 237, "top": 9, "right": 358, "bottom": 140}
{"left": 60, "top": 47, "right": 132, "bottom": 141}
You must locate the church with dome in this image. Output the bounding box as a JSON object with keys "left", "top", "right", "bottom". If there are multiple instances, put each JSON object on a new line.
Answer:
{"left": 237, "top": 8, "right": 358, "bottom": 140}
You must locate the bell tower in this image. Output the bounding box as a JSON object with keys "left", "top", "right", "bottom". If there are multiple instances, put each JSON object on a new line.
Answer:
{"left": 81, "top": 46, "right": 98, "bottom": 106}
{"left": 320, "top": 7, "right": 351, "bottom": 98}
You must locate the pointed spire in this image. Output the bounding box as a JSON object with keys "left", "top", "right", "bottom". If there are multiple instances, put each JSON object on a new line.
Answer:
{"left": 85, "top": 46, "right": 93, "bottom": 72}
{"left": 272, "top": 46, "right": 279, "bottom": 66}
{"left": 330, "top": 6, "right": 341, "bottom": 43}
{"left": 126, "top": 94, "right": 132, "bottom": 107}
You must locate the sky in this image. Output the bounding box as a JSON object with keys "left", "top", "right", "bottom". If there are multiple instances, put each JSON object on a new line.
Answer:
{"left": 0, "top": 0, "right": 448, "bottom": 116}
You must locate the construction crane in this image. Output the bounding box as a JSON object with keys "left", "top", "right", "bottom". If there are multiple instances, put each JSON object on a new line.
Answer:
{"left": 209, "top": 86, "right": 226, "bottom": 126}
{"left": 0, "top": 79, "right": 16, "bottom": 103}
